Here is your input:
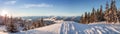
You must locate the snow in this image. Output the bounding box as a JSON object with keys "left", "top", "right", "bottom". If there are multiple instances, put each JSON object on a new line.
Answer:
{"left": 43, "top": 18, "right": 56, "bottom": 21}
{"left": 0, "top": 26, "right": 6, "bottom": 31}
{"left": 0, "top": 21, "right": 120, "bottom": 34}
{"left": 33, "top": 23, "right": 61, "bottom": 34}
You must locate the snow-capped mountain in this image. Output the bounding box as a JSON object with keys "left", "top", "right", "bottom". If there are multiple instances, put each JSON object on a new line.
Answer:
{"left": 21, "top": 16, "right": 81, "bottom": 23}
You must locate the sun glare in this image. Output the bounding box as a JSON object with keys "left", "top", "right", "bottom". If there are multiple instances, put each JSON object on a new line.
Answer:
{"left": 1, "top": 11, "right": 8, "bottom": 16}
{"left": 0, "top": 9, "right": 10, "bottom": 16}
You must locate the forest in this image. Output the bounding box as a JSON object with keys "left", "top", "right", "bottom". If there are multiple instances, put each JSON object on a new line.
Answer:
{"left": 80, "top": 0, "right": 120, "bottom": 24}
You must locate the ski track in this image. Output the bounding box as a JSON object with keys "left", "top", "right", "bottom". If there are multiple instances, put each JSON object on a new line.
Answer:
{"left": 60, "top": 21, "right": 120, "bottom": 34}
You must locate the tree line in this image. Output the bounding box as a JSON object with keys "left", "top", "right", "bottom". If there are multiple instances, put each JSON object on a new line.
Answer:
{"left": 80, "top": 0, "right": 120, "bottom": 24}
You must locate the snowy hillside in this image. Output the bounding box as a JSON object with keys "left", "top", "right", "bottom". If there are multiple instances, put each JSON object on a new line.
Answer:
{"left": 60, "top": 21, "right": 120, "bottom": 34}
{"left": 0, "top": 21, "right": 120, "bottom": 34}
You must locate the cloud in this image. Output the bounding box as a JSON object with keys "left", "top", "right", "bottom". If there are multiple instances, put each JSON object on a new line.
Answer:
{"left": 22, "top": 3, "right": 53, "bottom": 8}
{"left": 4, "top": 0, "right": 16, "bottom": 5}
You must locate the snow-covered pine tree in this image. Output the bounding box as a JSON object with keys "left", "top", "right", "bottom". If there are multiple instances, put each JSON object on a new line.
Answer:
{"left": 87, "top": 12, "right": 91, "bottom": 23}
{"left": 99, "top": 5, "right": 105, "bottom": 21}
{"left": 40, "top": 18, "right": 44, "bottom": 26}
{"left": 104, "top": 1, "right": 110, "bottom": 23}
{"left": 118, "top": 9, "right": 120, "bottom": 22}
{"left": 80, "top": 12, "right": 88, "bottom": 24}
{"left": 95, "top": 5, "right": 105, "bottom": 22}
{"left": 90, "top": 8, "right": 98, "bottom": 23}
{"left": 23, "top": 21, "right": 30, "bottom": 31}
{"left": 104, "top": 0, "right": 119, "bottom": 23}
{"left": 7, "top": 16, "right": 18, "bottom": 33}
{"left": 80, "top": 14, "right": 84, "bottom": 23}
{"left": 80, "top": 15, "right": 85, "bottom": 23}
{"left": 84, "top": 12, "right": 89, "bottom": 24}
{"left": 117, "top": 11, "right": 120, "bottom": 22}
{"left": 34, "top": 18, "right": 44, "bottom": 28}
{"left": 110, "top": 0, "right": 119, "bottom": 23}
{"left": 96, "top": 9, "right": 100, "bottom": 21}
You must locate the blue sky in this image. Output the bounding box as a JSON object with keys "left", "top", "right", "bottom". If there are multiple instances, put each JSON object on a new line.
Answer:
{"left": 0, "top": 0, "right": 120, "bottom": 16}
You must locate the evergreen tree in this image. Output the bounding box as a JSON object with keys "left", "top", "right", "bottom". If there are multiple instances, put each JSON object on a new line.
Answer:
{"left": 7, "top": 16, "right": 18, "bottom": 33}
{"left": 90, "top": 8, "right": 97, "bottom": 23}
{"left": 99, "top": 5, "right": 105, "bottom": 21}
{"left": 96, "top": 9, "right": 100, "bottom": 22}
{"left": 40, "top": 18, "right": 44, "bottom": 26}
{"left": 87, "top": 12, "right": 91, "bottom": 23}
{"left": 117, "top": 11, "right": 120, "bottom": 22}
{"left": 84, "top": 12, "right": 89, "bottom": 24}
{"left": 80, "top": 12, "right": 88, "bottom": 24}
{"left": 80, "top": 14, "right": 84, "bottom": 23}
{"left": 104, "top": 0, "right": 118, "bottom": 23}
{"left": 104, "top": 1, "right": 110, "bottom": 23}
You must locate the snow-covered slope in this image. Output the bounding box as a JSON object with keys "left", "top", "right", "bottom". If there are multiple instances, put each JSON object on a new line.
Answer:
{"left": 0, "top": 21, "right": 120, "bottom": 34}
{"left": 14, "top": 23, "right": 61, "bottom": 34}
{"left": 60, "top": 21, "right": 120, "bottom": 34}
